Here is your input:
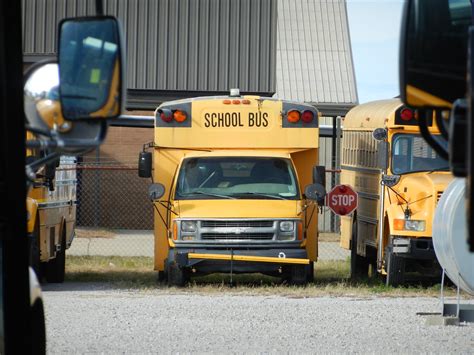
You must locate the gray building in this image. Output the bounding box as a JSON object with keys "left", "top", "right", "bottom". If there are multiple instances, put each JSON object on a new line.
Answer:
{"left": 22, "top": 0, "right": 357, "bottom": 232}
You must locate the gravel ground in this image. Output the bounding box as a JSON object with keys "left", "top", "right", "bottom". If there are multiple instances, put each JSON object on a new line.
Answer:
{"left": 43, "top": 283, "right": 474, "bottom": 353}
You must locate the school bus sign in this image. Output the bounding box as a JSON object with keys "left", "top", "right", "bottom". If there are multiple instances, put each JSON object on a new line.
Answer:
{"left": 327, "top": 184, "right": 358, "bottom": 216}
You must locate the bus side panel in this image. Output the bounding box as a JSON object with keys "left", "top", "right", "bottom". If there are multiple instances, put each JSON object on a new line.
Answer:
{"left": 154, "top": 149, "right": 187, "bottom": 271}
{"left": 340, "top": 166, "right": 381, "bottom": 255}
{"left": 290, "top": 149, "right": 318, "bottom": 261}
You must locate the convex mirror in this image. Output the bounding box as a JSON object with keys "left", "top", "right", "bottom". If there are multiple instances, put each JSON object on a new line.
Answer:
{"left": 24, "top": 62, "right": 107, "bottom": 154}
{"left": 400, "top": 0, "right": 471, "bottom": 108}
{"left": 305, "top": 183, "right": 326, "bottom": 204}
{"left": 58, "top": 17, "right": 123, "bottom": 120}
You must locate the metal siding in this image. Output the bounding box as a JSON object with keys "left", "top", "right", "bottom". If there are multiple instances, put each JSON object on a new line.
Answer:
{"left": 275, "top": 0, "right": 358, "bottom": 105}
{"left": 23, "top": 0, "right": 277, "bottom": 93}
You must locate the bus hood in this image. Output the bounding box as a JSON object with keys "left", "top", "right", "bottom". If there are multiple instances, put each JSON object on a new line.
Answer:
{"left": 387, "top": 172, "right": 453, "bottom": 236}
{"left": 394, "top": 172, "right": 452, "bottom": 206}
{"left": 176, "top": 199, "right": 300, "bottom": 218}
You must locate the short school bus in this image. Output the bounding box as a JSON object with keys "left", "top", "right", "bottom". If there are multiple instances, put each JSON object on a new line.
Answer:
{"left": 139, "top": 91, "right": 326, "bottom": 286}
{"left": 340, "top": 99, "right": 452, "bottom": 286}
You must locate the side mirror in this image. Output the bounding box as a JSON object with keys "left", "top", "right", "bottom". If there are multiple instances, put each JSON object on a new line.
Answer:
{"left": 138, "top": 151, "right": 152, "bottom": 178}
{"left": 376, "top": 141, "right": 389, "bottom": 171}
{"left": 24, "top": 16, "right": 124, "bottom": 155}
{"left": 148, "top": 183, "right": 165, "bottom": 201}
{"left": 312, "top": 165, "right": 326, "bottom": 186}
{"left": 400, "top": 0, "right": 471, "bottom": 108}
{"left": 372, "top": 128, "right": 387, "bottom": 141}
{"left": 58, "top": 17, "right": 124, "bottom": 120}
{"left": 305, "top": 183, "right": 326, "bottom": 205}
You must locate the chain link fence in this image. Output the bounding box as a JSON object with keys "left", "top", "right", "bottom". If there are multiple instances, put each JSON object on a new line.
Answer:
{"left": 69, "top": 158, "right": 348, "bottom": 262}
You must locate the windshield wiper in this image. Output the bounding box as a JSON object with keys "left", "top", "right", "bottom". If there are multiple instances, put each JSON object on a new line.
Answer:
{"left": 183, "top": 191, "right": 236, "bottom": 199}
{"left": 232, "top": 192, "right": 288, "bottom": 200}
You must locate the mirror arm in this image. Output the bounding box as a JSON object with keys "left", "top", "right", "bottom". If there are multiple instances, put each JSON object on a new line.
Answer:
{"left": 25, "top": 124, "right": 53, "bottom": 138}
{"left": 435, "top": 110, "right": 449, "bottom": 141}
{"left": 419, "top": 110, "right": 449, "bottom": 160}
{"left": 26, "top": 139, "right": 57, "bottom": 150}
{"left": 26, "top": 151, "right": 61, "bottom": 173}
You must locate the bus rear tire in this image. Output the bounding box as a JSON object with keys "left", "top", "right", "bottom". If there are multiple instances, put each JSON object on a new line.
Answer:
{"left": 350, "top": 220, "right": 369, "bottom": 280}
{"left": 385, "top": 248, "right": 405, "bottom": 287}
{"left": 45, "top": 230, "right": 66, "bottom": 283}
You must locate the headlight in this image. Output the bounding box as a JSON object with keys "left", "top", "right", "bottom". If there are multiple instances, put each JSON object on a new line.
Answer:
{"left": 181, "top": 221, "right": 197, "bottom": 232}
{"left": 279, "top": 221, "right": 294, "bottom": 232}
{"left": 394, "top": 219, "right": 425, "bottom": 232}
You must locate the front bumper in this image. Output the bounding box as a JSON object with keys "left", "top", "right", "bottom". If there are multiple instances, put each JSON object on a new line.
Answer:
{"left": 390, "top": 237, "right": 436, "bottom": 260}
{"left": 169, "top": 248, "right": 309, "bottom": 275}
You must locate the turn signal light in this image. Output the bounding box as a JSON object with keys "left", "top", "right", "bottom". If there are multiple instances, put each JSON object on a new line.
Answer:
{"left": 302, "top": 110, "right": 314, "bottom": 123}
{"left": 173, "top": 110, "right": 187, "bottom": 122}
{"left": 287, "top": 110, "right": 300, "bottom": 123}
{"left": 173, "top": 222, "right": 178, "bottom": 241}
{"left": 297, "top": 223, "right": 303, "bottom": 240}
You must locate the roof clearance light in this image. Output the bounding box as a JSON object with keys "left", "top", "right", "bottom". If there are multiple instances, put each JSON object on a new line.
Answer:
{"left": 302, "top": 110, "right": 314, "bottom": 123}
{"left": 242, "top": 99, "right": 251, "bottom": 105}
{"left": 232, "top": 100, "right": 241, "bottom": 105}
{"left": 159, "top": 109, "right": 173, "bottom": 122}
{"left": 173, "top": 110, "right": 187, "bottom": 122}
{"left": 287, "top": 110, "right": 300, "bottom": 123}
{"left": 223, "top": 99, "right": 231, "bottom": 104}
{"left": 400, "top": 108, "right": 414, "bottom": 121}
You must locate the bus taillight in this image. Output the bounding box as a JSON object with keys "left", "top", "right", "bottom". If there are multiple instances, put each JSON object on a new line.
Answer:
{"left": 302, "top": 110, "right": 314, "bottom": 123}
{"left": 287, "top": 110, "right": 300, "bottom": 123}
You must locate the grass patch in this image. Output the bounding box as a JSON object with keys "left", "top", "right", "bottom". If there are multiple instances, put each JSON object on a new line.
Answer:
{"left": 65, "top": 255, "right": 459, "bottom": 297}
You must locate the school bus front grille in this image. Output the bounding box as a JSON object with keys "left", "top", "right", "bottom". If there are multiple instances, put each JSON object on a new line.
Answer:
{"left": 201, "top": 220, "right": 274, "bottom": 228}
{"left": 201, "top": 233, "right": 274, "bottom": 241}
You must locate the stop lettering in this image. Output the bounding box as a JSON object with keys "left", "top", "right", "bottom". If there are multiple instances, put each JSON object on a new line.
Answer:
{"left": 327, "top": 184, "right": 358, "bottom": 216}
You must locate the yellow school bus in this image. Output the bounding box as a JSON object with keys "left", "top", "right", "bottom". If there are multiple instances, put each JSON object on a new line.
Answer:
{"left": 340, "top": 99, "right": 452, "bottom": 286}
{"left": 139, "top": 90, "right": 326, "bottom": 286}
{"left": 26, "top": 145, "right": 77, "bottom": 283}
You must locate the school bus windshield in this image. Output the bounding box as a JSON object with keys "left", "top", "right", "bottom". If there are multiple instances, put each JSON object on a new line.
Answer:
{"left": 391, "top": 134, "right": 449, "bottom": 174}
{"left": 175, "top": 157, "right": 300, "bottom": 200}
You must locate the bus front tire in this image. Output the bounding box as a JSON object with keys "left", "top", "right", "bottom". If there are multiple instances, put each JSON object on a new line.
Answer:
{"left": 167, "top": 262, "right": 189, "bottom": 287}
{"left": 284, "top": 264, "right": 309, "bottom": 286}
{"left": 385, "top": 248, "right": 405, "bottom": 287}
{"left": 350, "top": 220, "right": 369, "bottom": 280}
{"left": 45, "top": 230, "right": 66, "bottom": 283}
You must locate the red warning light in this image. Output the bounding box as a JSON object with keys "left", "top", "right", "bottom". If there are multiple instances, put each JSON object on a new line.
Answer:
{"left": 400, "top": 108, "right": 414, "bottom": 121}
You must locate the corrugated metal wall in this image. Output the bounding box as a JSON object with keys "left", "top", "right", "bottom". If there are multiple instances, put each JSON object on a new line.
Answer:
{"left": 276, "top": 0, "right": 358, "bottom": 105}
{"left": 22, "top": 0, "right": 277, "bottom": 93}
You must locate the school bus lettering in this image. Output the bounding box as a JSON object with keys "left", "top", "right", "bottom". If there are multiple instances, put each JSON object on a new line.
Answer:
{"left": 204, "top": 112, "right": 244, "bottom": 128}
{"left": 248, "top": 112, "right": 269, "bottom": 127}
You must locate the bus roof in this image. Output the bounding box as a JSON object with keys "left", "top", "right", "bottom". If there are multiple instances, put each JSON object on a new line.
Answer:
{"left": 343, "top": 99, "right": 403, "bottom": 130}
{"left": 154, "top": 96, "right": 319, "bottom": 149}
